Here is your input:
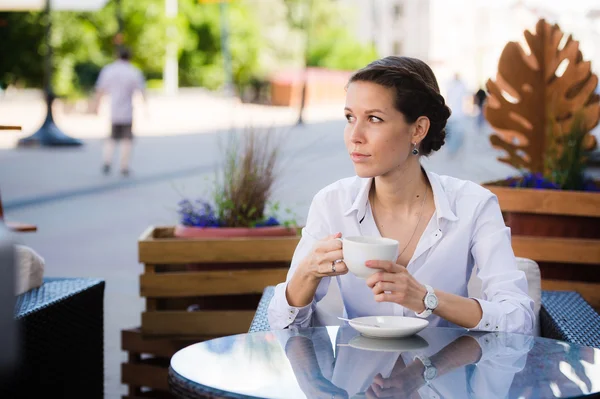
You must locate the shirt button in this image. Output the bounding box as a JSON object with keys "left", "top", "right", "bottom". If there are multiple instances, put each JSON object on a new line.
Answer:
{"left": 485, "top": 322, "right": 490, "bottom": 328}
{"left": 289, "top": 309, "right": 295, "bottom": 314}
{"left": 495, "top": 326, "right": 499, "bottom": 330}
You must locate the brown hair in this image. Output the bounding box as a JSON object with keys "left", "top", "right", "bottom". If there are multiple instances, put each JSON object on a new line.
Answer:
{"left": 348, "top": 56, "right": 451, "bottom": 156}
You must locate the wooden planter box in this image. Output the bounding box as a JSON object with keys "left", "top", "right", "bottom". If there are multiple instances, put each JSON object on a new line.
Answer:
{"left": 121, "top": 327, "right": 204, "bottom": 398}
{"left": 484, "top": 185, "right": 600, "bottom": 310}
{"left": 138, "top": 226, "right": 300, "bottom": 337}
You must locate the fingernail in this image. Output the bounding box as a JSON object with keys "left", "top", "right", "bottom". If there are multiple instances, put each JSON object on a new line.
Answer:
{"left": 365, "top": 261, "right": 373, "bottom": 266}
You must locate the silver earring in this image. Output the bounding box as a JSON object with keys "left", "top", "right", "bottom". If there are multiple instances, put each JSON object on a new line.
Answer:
{"left": 412, "top": 143, "right": 419, "bottom": 155}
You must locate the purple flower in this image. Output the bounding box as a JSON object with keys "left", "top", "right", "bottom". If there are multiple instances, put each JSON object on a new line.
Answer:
{"left": 508, "top": 173, "right": 560, "bottom": 190}
{"left": 177, "top": 198, "right": 286, "bottom": 228}
{"left": 255, "top": 216, "right": 280, "bottom": 227}
{"left": 177, "top": 199, "right": 221, "bottom": 227}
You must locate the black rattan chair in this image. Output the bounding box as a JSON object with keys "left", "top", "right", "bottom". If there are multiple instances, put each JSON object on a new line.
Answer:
{"left": 1, "top": 277, "right": 105, "bottom": 399}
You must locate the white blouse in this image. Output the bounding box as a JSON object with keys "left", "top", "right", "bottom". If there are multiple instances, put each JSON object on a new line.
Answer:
{"left": 268, "top": 169, "right": 536, "bottom": 335}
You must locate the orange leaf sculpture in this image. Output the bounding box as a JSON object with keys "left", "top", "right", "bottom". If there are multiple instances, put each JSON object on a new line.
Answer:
{"left": 484, "top": 19, "right": 600, "bottom": 175}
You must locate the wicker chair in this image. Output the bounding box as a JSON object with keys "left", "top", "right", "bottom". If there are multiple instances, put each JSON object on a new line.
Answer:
{"left": 248, "top": 286, "right": 600, "bottom": 348}
{"left": 1, "top": 277, "right": 105, "bottom": 399}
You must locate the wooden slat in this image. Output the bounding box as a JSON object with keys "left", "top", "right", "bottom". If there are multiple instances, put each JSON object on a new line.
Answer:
{"left": 126, "top": 352, "right": 141, "bottom": 398}
{"left": 486, "top": 185, "right": 600, "bottom": 217}
{"left": 121, "top": 328, "right": 203, "bottom": 358}
{"left": 121, "top": 361, "right": 169, "bottom": 391}
{"left": 139, "top": 234, "right": 300, "bottom": 264}
{"left": 512, "top": 236, "right": 600, "bottom": 265}
{"left": 138, "top": 225, "right": 157, "bottom": 242}
{"left": 140, "top": 269, "right": 287, "bottom": 298}
{"left": 0, "top": 125, "right": 22, "bottom": 130}
{"left": 143, "top": 265, "right": 158, "bottom": 311}
{"left": 6, "top": 221, "right": 37, "bottom": 232}
{"left": 542, "top": 279, "right": 600, "bottom": 310}
{"left": 141, "top": 310, "right": 255, "bottom": 336}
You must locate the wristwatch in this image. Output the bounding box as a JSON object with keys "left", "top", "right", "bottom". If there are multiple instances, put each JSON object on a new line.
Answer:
{"left": 415, "top": 284, "right": 438, "bottom": 318}
{"left": 414, "top": 355, "right": 437, "bottom": 383}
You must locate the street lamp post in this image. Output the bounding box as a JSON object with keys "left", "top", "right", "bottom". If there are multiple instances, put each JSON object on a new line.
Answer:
{"left": 219, "top": 0, "right": 233, "bottom": 97}
{"left": 198, "top": 0, "right": 232, "bottom": 97}
{"left": 17, "top": 0, "right": 83, "bottom": 147}
{"left": 116, "top": 0, "right": 123, "bottom": 34}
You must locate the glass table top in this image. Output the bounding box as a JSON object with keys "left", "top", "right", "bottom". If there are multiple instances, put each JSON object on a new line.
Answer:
{"left": 170, "top": 326, "right": 600, "bottom": 399}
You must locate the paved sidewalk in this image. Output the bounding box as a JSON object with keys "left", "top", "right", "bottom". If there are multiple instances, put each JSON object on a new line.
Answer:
{"left": 0, "top": 88, "right": 343, "bottom": 149}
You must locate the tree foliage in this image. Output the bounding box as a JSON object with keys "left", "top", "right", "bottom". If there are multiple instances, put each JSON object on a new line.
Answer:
{"left": 0, "top": 0, "right": 377, "bottom": 98}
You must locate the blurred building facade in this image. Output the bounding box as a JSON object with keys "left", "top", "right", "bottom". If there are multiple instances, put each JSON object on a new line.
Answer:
{"left": 430, "top": 0, "right": 600, "bottom": 97}
{"left": 346, "top": 0, "right": 431, "bottom": 61}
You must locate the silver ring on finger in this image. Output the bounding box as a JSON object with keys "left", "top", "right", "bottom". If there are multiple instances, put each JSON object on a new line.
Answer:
{"left": 331, "top": 259, "right": 343, "bottom": 273}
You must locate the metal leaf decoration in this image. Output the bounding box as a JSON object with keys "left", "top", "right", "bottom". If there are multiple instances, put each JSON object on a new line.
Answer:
{"left": 484, "top": 19, "right": 600, "bottom": 175}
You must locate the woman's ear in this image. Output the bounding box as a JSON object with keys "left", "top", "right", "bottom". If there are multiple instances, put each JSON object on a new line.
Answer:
{"left": 412, "top": 116, "right": 430, "bottom": 145}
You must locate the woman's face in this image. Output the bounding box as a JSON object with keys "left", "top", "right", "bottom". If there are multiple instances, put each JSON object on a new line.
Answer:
{"left": 344, "top": 81, "right": 414, "bottom": 178}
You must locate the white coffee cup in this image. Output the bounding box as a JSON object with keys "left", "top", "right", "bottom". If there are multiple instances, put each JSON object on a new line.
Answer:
{"left": 337, "top": 236, "right": 399, "bottom": 279}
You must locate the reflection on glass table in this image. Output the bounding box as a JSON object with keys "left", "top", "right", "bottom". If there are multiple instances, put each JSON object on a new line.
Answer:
{"left": 169, "top": 326, "right": 600, "bottom": 399}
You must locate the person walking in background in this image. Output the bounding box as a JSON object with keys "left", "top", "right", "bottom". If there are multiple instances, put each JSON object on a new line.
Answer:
{"left": 94, "top": 47, "right": 146, "bottom": 177}
{"left": 474, "top": 87, "right": 487, "bottom": 134}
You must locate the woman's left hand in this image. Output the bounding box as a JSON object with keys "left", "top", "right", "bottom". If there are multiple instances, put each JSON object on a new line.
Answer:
{"left": 365, "top": 261, "right": 428, "bottom": 313}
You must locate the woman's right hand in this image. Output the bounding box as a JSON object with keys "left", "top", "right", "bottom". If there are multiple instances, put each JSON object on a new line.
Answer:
{"left": 286, "top": 233, "right": 348, "bottom": 308}
{"left": 300, "top": 232, "right": 348, "bottom": 280}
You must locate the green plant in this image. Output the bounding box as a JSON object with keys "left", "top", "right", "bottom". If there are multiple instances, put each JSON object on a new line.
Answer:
{"left": 545, "top": 110, "right": 594, "bottom": 191}
{"left": 177, "top": 126, "right": 299, "bottom": 228}
{"left": 213, "top": 126, "right": 278, "bottom": 227}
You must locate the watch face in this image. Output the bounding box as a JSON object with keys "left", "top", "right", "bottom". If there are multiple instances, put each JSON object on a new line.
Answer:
{"left": 426, "top": 295, "right": 438, "bottom": 309}
{"left": 424, "top": 367, "right": 437, "bottom": 380}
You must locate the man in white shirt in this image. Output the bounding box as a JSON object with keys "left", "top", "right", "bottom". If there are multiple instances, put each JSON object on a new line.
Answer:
{"left": 94, "top": 47, "right": 146, "bottom": 176}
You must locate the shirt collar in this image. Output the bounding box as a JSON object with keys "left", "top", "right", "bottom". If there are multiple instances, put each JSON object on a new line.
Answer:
{"left": 343, "top": 169, "right": 458, "bottom": 222}
{"left": 343, "top": 177, "right": 372, "bottom": 220}
{"left": 427, "top": 169, "right": 459, "bottom": 222}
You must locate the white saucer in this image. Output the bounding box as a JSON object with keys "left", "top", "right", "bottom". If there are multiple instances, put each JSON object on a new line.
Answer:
{"left": 348, "top": 316, "right": 429, "bottom": 339}
{"left": 348, "top": 334, "right": 429, "bottom": 352}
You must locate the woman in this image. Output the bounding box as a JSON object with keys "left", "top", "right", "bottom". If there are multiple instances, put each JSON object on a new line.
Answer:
{"left": 268, "top": 56, "right": 535, "bottom": 334}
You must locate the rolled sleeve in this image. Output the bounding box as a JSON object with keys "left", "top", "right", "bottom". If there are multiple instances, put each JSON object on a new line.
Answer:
{"left": 473, "top": 331, "right": 534, "bottom": 366}
{"left": 269, "top": 279, "right": 316, "bottom": 330}
{"left": 469, "top": 195, "right": 536, "bottom": 335}
{"left": 268, "top": 193, "right": 333, "bottom": 330}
